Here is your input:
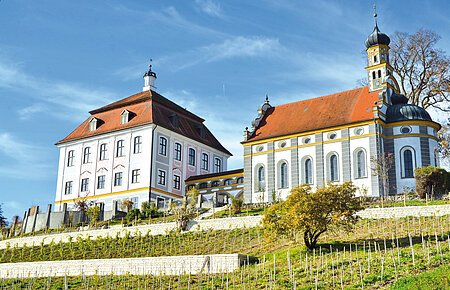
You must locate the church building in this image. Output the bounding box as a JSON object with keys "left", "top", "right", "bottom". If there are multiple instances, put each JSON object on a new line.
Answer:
{"left": 54, "top": 66, "right": 231, "bottom": 211}
{"left": 241, "top": 15, "right": 441, "bottom": 203}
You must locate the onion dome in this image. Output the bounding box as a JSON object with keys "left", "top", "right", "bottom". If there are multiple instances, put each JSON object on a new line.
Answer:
{"left": 365, "top": 24, "right": 390, "bottom": 49}
{"left": 386, "top": 93, "right": 432, "bottom": 122}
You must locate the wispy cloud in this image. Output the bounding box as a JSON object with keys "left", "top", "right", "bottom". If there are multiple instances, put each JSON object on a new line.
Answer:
{"left": 195, "top": 0, "right": 224, "bottom": 18}
{"left": 0, "top": 58, "right": 116, "bottom": 122}
{"left": 0, "top": 132, "right": 52, "bottom": 180}
{"left": 114, "top": 35, "right": 284, "bottom": 79}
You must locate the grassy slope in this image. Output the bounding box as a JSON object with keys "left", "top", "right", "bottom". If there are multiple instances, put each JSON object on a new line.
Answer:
{"left": 391, "top": 265, "right": 450, "bottom": 290}
{"left": 2, "top": 216, "right": 450, "bottom": 289}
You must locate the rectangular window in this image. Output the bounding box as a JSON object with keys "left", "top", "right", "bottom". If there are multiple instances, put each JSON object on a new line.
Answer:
{"left": 214, "top": 158, "right": 222, "bottom": 173}
{"left": 132, "top": 169, "right": 140, "bottom": 183}
{"left": 173, "top": 174, "right": 181, "bottom": 190}
{"left": 202, "top": 153, "right": 209, "bottom": 170}
{"left": 157, "top": 170, "right": 166, "bottom": 186}
{"left": 116, "top": 140, "right": 124, "bottom": 157}
{"left": 81, "top": 178, "right": 89, "bottom": 192}
{"left": 67, "top": 150, "right": 75, "bottom": 167}
{"left": 188, "top": 148, "right": 196, "bottom": 166}
{"left": 114, "top": 172, "right": 123, "bottom": 186}
{"left": 97, "top": 175, "right": 105, "bottom": 189}
{"left": 99, "top": 143, "right": 107, "bottom": 160}
{"left": 83, "top": 147, "right": 91, "bottom": 164}
{"left": 174, "top": 142, "right": 182, "bottom": 161}
{"left": 159, "top": 137, "right": 167, "bottom": 156}
{"left": 64, "top": 181, "right": 73, "bottom": 195}
{"left": 134, "top": 136, "right": 142, "bottom": 154}
{"left": 130, "top": 197, "right": 138, "bottom": 209}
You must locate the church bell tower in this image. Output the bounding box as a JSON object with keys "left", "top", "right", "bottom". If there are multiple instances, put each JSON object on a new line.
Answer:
{"left": 365, "top": 5, "right": 393, "bottom": 93}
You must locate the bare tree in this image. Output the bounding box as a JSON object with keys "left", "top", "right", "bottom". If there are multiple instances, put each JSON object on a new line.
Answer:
{"left": 371, "top": 153, "right": 395, "bottom": 204}
{"left": 390, "top": 29, "right": 450, "bottom": 112}
{"left": 438, "top": 118, "right": 450, "bottom": 164}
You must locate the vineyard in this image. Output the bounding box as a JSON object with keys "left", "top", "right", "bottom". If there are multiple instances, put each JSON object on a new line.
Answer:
{"left": 1, "top": 215, "right": 450, "bottom": 289}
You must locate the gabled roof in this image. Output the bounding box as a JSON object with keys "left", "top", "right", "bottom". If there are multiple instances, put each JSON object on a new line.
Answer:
{"left": 57, "top": 90, "right": 232, "bottom": 156}
{"left": 244, "top": 86, "right": 379, "bottom": 143}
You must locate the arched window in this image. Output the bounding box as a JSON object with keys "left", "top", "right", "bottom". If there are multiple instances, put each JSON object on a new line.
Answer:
{"left": 329, "top": 154, "right": 339, "bottom": 182}
{"left": 279, "top": 161, "right": 288, "bottom": 189}
{"left": 199, "top": 182, "right": 208, "bottom": 189}
{"left": 304, "top": 158, "right": 313, "bottom": 184}
{"left": 378, "top": 70, "right": 382, "bottom": 78}
{"left": 256, "top": 165, "right": 265, "bottom": 191}
{"left": 236, "top": 177, "right": 244, "bottom": 184}
{"left": 372, "top": 71, "right": 376, "bottom": 79}
{"left": 355, "top": 149, "right": 366, "bottom": 178}
{"left": 188, "top": 148, "right": 196, "bottom": 166}
{"left": 373, "top": 55, "right": 377, "bottom": 63}
{"left": 403, "top": 149, "right": 414, "bottom": 178}
{"left": 224, "top": 179, "right": 233, "bottom": 186}
{"left": 174, "top": 143, "right": 182, "bottom": 161}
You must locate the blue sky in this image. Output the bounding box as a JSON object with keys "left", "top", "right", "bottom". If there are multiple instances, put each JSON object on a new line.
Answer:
{"left": 0, "top": 0, "right": 449, "bottom": 219}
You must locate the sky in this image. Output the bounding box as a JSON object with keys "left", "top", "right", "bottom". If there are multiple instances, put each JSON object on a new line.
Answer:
{"left": 0, "top": 0, "right": 449, "bottom": 220}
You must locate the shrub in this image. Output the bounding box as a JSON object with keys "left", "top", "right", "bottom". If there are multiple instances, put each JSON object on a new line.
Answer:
{"left": 86, "top": 206, "right": 100, "bottom": 226}
{"left": 140, "top": 201, "right": 160, "bottom": 219}
{"left": 126, "top": 208, "right": 141, "bottom": 222}
{"left": 230, "top": 195, "right": 244, "bottom": 214}
{"left": 415, "top": 166, "right": 449, "bottom": 199}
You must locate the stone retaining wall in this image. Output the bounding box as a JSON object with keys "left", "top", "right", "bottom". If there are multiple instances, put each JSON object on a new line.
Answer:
{"left": 0, "top": 254, "right": 249, "bottom": 278}
{"left": 357, "top": 204, "right": 450, "bottom": 219}
{"left": 0, "top": 216, "right": 262, "bottom": 249}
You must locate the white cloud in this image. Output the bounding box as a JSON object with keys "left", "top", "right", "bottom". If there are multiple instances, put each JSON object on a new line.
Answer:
{"left": 114, "top": 35, "right": 284, "bottom": 78}
{"left": 0, "top": 132, "right": 52, "bottom": 179}
{"left": 195, "top": 0, "right": 224, "bottom": 18}
{"left": 0, "top": 59, "right": 116, "bottom": 122}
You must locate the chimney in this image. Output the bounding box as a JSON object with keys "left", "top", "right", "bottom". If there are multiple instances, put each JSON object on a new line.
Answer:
{"left": 143, "top": 64, "right": 157, "bottom": 91}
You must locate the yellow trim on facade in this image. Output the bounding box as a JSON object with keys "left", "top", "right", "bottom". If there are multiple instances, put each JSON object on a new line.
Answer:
{"left": 55, "top": 186, "right": 182, "bottom": 205}
{"left": 243, "top": 133, "right": 376, "bottom": 157}
{"left": 378, "top": 119, "right": 440, "bottom": 130}
{"left": 382, "top": 133, "right": 439, "bottom": 142}
{"left": 365, "top": 62, "right": 394, "bottom": 71}
{"left": 243, "top": 120, "right": 375, "bottom": 147}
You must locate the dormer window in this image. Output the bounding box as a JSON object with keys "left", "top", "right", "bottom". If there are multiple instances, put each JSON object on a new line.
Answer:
{"left": 89, "top": 118, "right": 98, "bottom": 131}
{"left": 121, "top": 110, "right": 130, "bottom": 124}
{"left": 169, "top": 114, "right": 180, "bottom": 128}
{"left": 197, "top": 125, "right": 206, "bottom": 139}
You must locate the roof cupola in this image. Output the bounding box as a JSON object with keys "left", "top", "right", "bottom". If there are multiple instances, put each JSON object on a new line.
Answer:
{"left": 143, "top": 62, "right": 157, "bottom": 92}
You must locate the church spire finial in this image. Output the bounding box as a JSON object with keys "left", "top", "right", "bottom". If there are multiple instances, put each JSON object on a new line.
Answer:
{"left": 143, "top": 59, "right": 157, "bottom": 92}
{"left": 373, "top": 1, "right": 378, "bottom": 27}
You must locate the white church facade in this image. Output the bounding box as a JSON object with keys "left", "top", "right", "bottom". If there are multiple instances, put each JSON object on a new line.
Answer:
{"left": 241, "top": 17, "right": 441, "bottom": 203}
{"left": 54, "top": 67, "right": 231, "bottom": 211}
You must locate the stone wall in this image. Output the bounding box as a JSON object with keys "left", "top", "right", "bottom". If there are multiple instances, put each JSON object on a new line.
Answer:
{"left": 0, "top": 216, "right": 262, "bottom": 249}
{"left": 0, "top": 254, "right": 249, "bottom": 279}
{"left": 357, "top": 204, "right": 450, "bottom": 219}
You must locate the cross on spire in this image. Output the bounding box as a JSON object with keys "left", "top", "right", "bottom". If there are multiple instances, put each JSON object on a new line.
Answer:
{"left": 373, "top": 1, "right": 378, "bottom": 27}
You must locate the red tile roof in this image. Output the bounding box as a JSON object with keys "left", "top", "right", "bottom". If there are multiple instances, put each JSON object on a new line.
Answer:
{"left": 57, "top": 90, "right": 232, "bottom": 156}
{"left": 244, "top": 86, "right": 379, "bottom": 143}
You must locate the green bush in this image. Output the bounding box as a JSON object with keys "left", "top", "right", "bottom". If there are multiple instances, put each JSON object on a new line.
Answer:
{"left": 86, "top": 206, "right": 100, "bottom": 226}
{"left": 415, "top": 166, "right": 449, "bottom": 198}
{"left": 140, "top": 201, "right": 160, "bottom": 219}
{"left": 125, "top": 208, "right": 141, "bottom": 222}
